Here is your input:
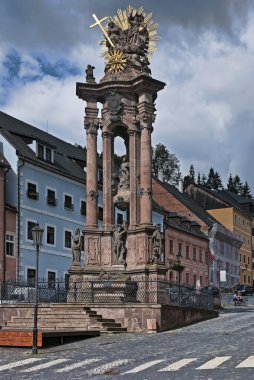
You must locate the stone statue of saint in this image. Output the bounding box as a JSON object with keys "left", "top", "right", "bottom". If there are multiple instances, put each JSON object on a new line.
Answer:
{"left": 72, "top": 228, "right": 81, "bottom": 262}
{"left": 85, "top": 64, "right": 95, "bottom": 82}
{"left": 113, "top": 222, "right": 128, "bottom": 265}
{"left": 151, "top": 224, "right": 163, "bottom": 262}
{"left": 118, "top": 156, "right": 129, "bottom": 191}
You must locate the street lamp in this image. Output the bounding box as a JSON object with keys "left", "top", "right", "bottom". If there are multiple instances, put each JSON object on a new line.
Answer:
{"left": 31, "top": 223, "right": 44, "bottom": 355}
{"left": 176, "top": 252, "right": 183, "bottom": 306}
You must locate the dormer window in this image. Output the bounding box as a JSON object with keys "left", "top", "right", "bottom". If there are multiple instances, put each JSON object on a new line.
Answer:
{"left": 37, "top": 143, "right": 54, "bottom": 163}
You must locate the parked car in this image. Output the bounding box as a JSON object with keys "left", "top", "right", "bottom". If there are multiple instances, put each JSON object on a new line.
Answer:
{"left": 236, "top": 285, "right": 253, "bottom": 296}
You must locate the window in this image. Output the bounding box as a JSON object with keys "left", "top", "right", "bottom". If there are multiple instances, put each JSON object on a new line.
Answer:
{"left": 27, "top": 221, "right": 36, "bottom": 240}
{"left": 37, "top": 143, "right": 53, "bottom": 163}
{"left": 186, "top": 272, "right": 190, "bottom": 286}
{"left": 64, "top": 195, "right": 74, "bottom": 210}
{"left": 193, "top": 274, "right": 197, "bottom": 287}
{"left": 27, "top": 268, "right": 36, "bottom": 287}
{"left": 65, "top": 230, "right": 72, "bottom": 248}
{"left": 98, "top": 206, "right": 103, "bottom": 220}
{"left": 47, "top": 226, "right": 55, "bottom": 245}
{"left": 38, "top": 144, "right": 44, "bottom": 159}
{"left": 186, "top": 245, "right": 190, "bottom": 259}
{"left": 193, "top": 247, "right": 197, "bottom": 261}
{"left": 6, "top": 234, "right": 15, "bottom": 256}
{"left": 80, "top": 200, "right": 86, "bottom": 215}
{"left": 169, "top": 240, "right": 174, "bottom": 255}
{"left": 199, "top": 249, "right": 203, "bottom": 263}
{"left": 178, "top": 243, "right": 182, "bottom": 255}
{"left": 27, "top": 182, "right": 38, "bottom": 200}
{"left": 48, "top": 271, "right": 56, "bottom": 289}
{"left": 200, "top": 276, "right": 203, "bottom": 287}
{"left": 116, "top": 213, "right": 123, "bottom": 224}
{"left": 47, "top": 189, "right": 56, "bottom": 206}
{"left": 46, "top": 147, "right": 52, "bottom": 162}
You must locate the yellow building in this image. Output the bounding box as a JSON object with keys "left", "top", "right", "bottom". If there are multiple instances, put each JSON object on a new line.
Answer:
{"left": 208, "top": 207, "right": 252, "bottom": 285}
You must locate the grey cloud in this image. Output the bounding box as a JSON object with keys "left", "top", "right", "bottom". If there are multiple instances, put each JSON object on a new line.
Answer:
{"left": 0, "top": 0, "right": 253, "bottom": 56}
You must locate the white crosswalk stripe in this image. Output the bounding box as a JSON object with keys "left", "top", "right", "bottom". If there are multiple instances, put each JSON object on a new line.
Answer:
{"left": 21, "top": 358, "right": 68, "bottom": 372}
{"left": 159, "top": 358, "right": 197, "bottom": 371}
{"left": 86, "top": 359, "right": 129, "bottom": 375}
{"left": 196, "top": 356, "right": 231, "bottom": 369}
{"left": 236, "top": 356, "right": 254, "bottom": 368}
{"left": 122, "top": 360, "right": 165, "bottom": 374}
{"left": 56, "top": 358, "right": 101, "bottom": 373}
{"left": 2, "top": 355, "right": 254, "bottom": 374}
{"left": 0, "top": 357, "right": 42, "bottom": 372}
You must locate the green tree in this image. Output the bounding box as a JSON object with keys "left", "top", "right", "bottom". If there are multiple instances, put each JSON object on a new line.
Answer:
{"left": 240, "top": 181, "right": 252, "bottom": 199}
{"left": 183, "top": 164, "right": 196, "bottom": 189}
{"left": 206, "top": 168, "right": 223, "bottom": 190}
{"left": 152, "top": 143, "right": 181, "bottom": 186}
{"left": 227, "top": 173, "right": 236, "bottom": 193}
{"left": 201, "top": 174, "right": 207, "bottom": 186}
{"left": 233, "top": 175, "right": 243, "bottom": 194}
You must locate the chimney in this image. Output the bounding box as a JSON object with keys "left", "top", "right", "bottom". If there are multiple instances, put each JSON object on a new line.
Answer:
{"left": 178, "top": 178, "right": 183, "bottom": 193}
{"left": 158, "top": 169, "right": 163, "bottom": 182}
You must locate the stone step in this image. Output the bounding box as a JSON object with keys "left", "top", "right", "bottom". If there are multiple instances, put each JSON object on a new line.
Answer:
{"left": 100, "top": 322, "right": 121, "bottom": 327}
{"left": 96, "top": 318, "right": 116, "bottom": 323}
{"left": 103, "top": 327, "right": 127, "bottom": 332}
{"left": 39, "top": 309, "right": 89, "bottom": 314}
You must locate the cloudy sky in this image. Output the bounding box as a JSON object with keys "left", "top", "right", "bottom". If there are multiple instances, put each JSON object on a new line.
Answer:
{"left": 0, "top": 0, "right": 254, "bottom": 191}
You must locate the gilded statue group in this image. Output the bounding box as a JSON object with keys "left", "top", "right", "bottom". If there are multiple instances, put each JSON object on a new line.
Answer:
{"left": 106, "top": 10, "right": 150, "bottom": 73}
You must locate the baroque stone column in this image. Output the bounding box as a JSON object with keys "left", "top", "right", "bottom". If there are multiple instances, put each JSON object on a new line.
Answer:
{"left": 128, "top": 129, "right": 140, "bottom": 228}
{"left": 102, "top": 130, "right": 114, "bottom": 230}
{"left": 138, "top": 95, "right": 154, "bottom": 226}
{"left": 84, "top": 102, "right": 99, "bottom": 229}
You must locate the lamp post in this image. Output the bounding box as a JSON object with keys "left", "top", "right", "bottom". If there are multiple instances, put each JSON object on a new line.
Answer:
{"left": 31, "top": 223, "right": 44, "bottom": 355}
{"left": 176, "top": 252, "right": 183, "bottom": 306}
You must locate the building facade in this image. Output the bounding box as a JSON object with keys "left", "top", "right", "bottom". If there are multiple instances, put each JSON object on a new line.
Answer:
{"left": 153, "top": 178, "right": 242, "bottom": 287}
{"left": 185, "top": 184, "right": 253, "bottom": 286}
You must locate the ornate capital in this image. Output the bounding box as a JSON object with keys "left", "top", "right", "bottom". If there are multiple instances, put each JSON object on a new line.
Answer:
{"left": 139, "top": 187, "right": 152, "bottom": 198}
{"left": 140, "top": 124, "right": 154, "bottom": 132}
{"left": 102, "top": 131, "right": 114, "bottom": 139}
{"left": 88, "top": 190, "right": 99, "bottom": 200}
{"left": 85, "top": 117, "right": 100, "bottom": 135}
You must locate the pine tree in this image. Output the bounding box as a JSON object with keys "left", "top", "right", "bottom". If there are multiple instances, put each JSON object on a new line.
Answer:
{"left": 233, "top": 175, "right": 243, "bottom": 194}
{"left": 189, "top": 164, "right": 195, "bottom": 183}
{"left": 227, "top": 173, "right": 236, "bottom": 193}
{"left": 206, "top": 168, "right": 215, "bottom": 189}
{"left": 213, "top": 171, "right": 223, "bottom": 190}
{"left": 197, "top": 172, "right": 201, "bottom": 184}
{"left": 240, "top": 181, "right": 252, "bottom": 199}
{"left": 201, "top": 174, "right": 207, "bottom": 186}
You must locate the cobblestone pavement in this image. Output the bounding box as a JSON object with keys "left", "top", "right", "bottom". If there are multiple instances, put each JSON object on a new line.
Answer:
{"left": 0, "top": 302, "right": 254, "bottom": 380}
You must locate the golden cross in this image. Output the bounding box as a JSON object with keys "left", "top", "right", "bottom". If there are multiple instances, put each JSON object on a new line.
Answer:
{"left": 90, "top": 13, "right": 115, "bottom": 48}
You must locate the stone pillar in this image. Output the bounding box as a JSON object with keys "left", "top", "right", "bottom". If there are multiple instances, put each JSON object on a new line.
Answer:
{"left": 102, "top": 131, "right": 114, "bottom": 230}
{"left": 138, "top": 95, "right": 154, "bottom": 226}
{"left": 85, "top": 101, "right": 99, "bottom": 229}
{"left": 129, "top": 130, "right": 139, "bottom": 228}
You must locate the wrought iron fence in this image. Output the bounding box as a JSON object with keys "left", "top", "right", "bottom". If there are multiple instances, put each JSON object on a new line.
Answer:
{"left": 0, "top": 279, "right": 213, "bottom": 310}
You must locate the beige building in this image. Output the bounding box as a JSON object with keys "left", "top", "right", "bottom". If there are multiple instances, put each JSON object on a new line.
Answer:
{"left": 185, "top": 184, "right": 253, "bottom": 286}
{"left": 208, "top": 207, "right": 252, "bottom": 285}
